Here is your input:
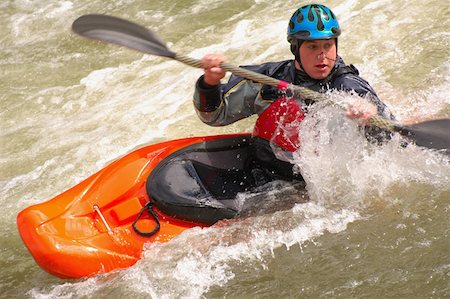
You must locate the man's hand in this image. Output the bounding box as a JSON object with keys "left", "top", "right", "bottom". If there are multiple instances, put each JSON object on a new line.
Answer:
{"left": 201, "top": 53, "right": 227, "bottom": 86}
{"left": 346, "top": 99, "right": 377, "bottom": 125}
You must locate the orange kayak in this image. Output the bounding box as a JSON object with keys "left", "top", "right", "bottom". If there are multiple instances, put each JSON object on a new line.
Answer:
{"left": 17, "top": 133, "right": 256, "bottom": 278}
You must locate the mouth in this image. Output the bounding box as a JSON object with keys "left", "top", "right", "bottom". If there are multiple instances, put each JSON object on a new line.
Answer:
{"left": 315, "top": 64, "right": 328, "bottom": 71}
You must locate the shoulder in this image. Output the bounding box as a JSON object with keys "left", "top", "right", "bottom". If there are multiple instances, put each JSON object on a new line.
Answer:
{"left": 333, "top": 72, "right": 374, "bottom": 94}
{"left": 330, "top": 60, "right": 377, "bottom": 97}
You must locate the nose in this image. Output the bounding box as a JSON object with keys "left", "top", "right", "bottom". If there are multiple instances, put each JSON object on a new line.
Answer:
{"left": 317, "top": 51, "right": 325, "bottom": 60}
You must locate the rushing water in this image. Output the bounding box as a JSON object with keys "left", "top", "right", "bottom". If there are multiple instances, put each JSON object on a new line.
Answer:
{"left": 1, "top": 0, "right": 449, "bottom": 298}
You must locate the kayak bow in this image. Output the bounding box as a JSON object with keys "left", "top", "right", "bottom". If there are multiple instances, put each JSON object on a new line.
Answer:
{"left": 18, "top": 134, "right": 255, "bottom": 278}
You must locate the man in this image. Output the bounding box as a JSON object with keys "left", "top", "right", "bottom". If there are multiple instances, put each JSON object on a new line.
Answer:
{"left": 193, "top": 4, "right": 395, "bottom": 181}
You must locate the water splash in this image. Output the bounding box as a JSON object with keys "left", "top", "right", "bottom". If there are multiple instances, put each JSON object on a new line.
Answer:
{"left": 292, "top": 95, "right": 450, "bottom": 207}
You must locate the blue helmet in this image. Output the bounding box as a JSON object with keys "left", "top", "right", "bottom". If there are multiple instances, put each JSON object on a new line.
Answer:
{"left": 287, "top": 4, "right": 341, "bottom": 42}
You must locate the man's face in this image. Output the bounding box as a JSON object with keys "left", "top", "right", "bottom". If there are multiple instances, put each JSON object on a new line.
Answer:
{"left": 299, "top": 39, "right": 337, "bottom": 80}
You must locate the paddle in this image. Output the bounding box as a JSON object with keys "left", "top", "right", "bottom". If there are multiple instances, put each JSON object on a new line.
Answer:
{"left": 72, "top": 14, "right": 450, "bottom": 153}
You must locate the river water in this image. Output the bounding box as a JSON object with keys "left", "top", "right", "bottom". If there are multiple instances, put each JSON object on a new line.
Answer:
{"left": 1, "top": 0, "right": 449, "bottom": 298}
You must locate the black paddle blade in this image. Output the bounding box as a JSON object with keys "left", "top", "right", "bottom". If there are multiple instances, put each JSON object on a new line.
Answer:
{"left": 396, "top": 119, "right": 450, "bottom": 153}
{"left": 72, "top": 14, "right": 176, "bottom": 58}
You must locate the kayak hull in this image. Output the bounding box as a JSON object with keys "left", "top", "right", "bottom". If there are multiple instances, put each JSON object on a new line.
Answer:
{"left": 17, "top": 134, "right": 249, "bottom": 278}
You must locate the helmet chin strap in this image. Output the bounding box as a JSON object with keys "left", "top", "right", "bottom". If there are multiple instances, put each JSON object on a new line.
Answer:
{"left": 316, "top": 52, "right": 337, "bottom": 61}
{"left": 292, "top": 40, "right": 303, "bottom": 69}
{"left": 323, "top": 55, "right": 337, "bottom": 62}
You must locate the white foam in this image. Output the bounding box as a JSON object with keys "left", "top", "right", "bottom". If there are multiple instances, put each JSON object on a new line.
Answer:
{"left": 80, "top": 67, "right": 117, "bottom": 90}
{"left": 9, "top": 1, "right": 75, "bottom": 47}
{"left": 1, "top": 159, "right": 57, "bottom": 205}
{"left": 44, "top": 1, "right": 73, "bottom": 18}
{"left": 28, "top": 276, "right": 107, "bottom": 299}
{"left": 292, "top": 99, "right": 450, "bottom": 205}
{"left": 333, "top": 0, "right": 360, "bottom": 23}
{"left": 361, "top": 0, "right": 390, "bottom": 11}
{"left": 231, "top": 20, "right": 252, "bottom": 44}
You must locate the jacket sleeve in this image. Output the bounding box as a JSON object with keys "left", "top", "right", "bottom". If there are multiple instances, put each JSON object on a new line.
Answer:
{"left": 193, "top": 74, "right": 262, "bottom": 126}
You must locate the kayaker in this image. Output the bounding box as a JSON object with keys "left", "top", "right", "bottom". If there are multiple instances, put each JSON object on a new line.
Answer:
{"left": 193, "top": 4, "right": 395, "bottom": 181}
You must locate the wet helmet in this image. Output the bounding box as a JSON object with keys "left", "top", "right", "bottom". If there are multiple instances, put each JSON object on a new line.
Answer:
{"left": 287, "top": 4, "right": 341, "bottom": 59}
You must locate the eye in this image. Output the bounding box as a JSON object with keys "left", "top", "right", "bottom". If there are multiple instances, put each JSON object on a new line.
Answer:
{"left": 324, "top": 41, "right": 334, "bottom": 49}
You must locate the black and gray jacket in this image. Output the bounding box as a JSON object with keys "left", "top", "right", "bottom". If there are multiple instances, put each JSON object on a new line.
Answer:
{"left": 193, "top": 56, "right": 395, "bottom": 126}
